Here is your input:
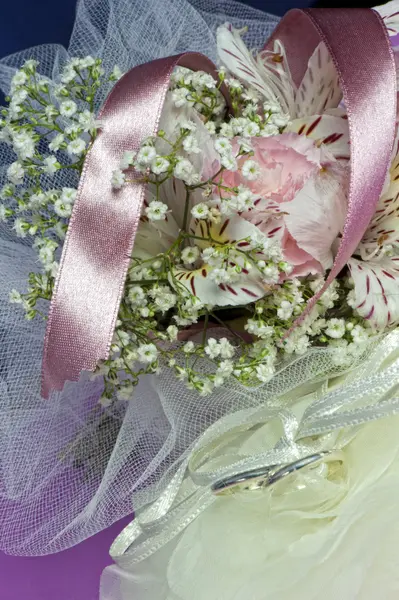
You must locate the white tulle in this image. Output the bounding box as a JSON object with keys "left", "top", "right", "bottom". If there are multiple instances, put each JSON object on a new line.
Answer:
{"left": 0, "top": 0, "right": 280, "bottom": 557}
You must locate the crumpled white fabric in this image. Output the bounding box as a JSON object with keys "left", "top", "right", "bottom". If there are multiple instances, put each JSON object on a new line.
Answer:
{"left": 100, "top": 331, "right": 399, "bottom": 600}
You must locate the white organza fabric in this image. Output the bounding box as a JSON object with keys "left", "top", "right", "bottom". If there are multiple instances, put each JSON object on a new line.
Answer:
{"left": 0, "top": 0, "right": 280, "bottom": 556}
{"left": 101, "top": 332, "right": 399, "bottom": 600}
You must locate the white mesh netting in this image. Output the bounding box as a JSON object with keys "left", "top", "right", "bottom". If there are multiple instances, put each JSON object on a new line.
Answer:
{"left": 0, "top": 0, "right": 281, "bottom": 555}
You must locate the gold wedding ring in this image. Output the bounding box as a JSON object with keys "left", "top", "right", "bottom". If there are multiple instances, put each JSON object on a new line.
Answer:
{"left": 211, "top": 450, "right": 345, "bottom": 496}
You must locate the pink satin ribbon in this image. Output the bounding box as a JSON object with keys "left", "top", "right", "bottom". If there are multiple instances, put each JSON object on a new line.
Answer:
{"left": 42, "top": 53, "right": 220, "bottom": 397}
{"left": 42, "top": 8, "right": 397, "bottom": 398}
{"left": 267, "top": 8, "right": 397, "bottom": 328}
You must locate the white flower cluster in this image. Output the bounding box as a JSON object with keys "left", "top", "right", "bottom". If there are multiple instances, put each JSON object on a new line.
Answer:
{"left": 2, "top": 57, "right": 372, "bottom": 401}
{"left": 170, "top": 67, "right": 226, "bottom": 120}
{"left": 0, "top": 56, "right": 121, "bottom": 320}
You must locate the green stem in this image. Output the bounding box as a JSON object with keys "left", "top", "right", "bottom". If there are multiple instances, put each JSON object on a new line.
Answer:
{"left": 182, "top": 187, "right": 191, "bottom": 232}
{"left": 201, "top": 312, "right": 209, "bottom": 346}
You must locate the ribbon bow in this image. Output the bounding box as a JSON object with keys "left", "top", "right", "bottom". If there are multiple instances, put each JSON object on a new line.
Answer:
{"left": 108, "top": 330, "right": 399, "bottom": 566}
{"left": 42, "top": 8, "right": 396, "bottom": 397}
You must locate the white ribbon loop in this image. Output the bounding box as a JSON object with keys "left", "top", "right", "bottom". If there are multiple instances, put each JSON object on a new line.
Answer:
{"left": 111, "top": 331, "right": 399, "bottom": 567}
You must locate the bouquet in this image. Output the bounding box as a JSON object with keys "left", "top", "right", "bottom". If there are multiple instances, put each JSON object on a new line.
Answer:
{"left": 1, "top": 0, "right": 399, "bottom": 598}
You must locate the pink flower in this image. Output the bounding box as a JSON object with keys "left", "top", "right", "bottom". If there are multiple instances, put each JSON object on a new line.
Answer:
{"left": 224, "top": 133, "right": 348, "bottom": 277}
{"left": 347, "top": 129, "right": 399, "bottom": 329}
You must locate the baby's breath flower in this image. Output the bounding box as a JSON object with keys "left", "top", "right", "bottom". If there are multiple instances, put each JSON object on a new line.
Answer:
{"left": 67, "top": 138, "right": 86, "bottom": 156}
{"left": 111, "top": 65, "right": 123, "bottom": 80}
{"left": 43, "top": 156, "right": 59, "bottom": 175}
{"left": 277, "top": 300, "right": 293, "bottom": 320}
{"left": 111, "top": 169, "right": 126, "bottom": 189}
{"left": 61, "top": 188, "right": 77, "bottom": 203}
{"left": 227, "top": 78, "right": 242, "bottom": 90}
{"left": 220, "top": 154, "right": 237, "bottom": 171}
{"left": 49, "top": 133, "right": 65, "bottom": 152}
{"left": 11, "top": 70, "right": 27, "bottom": 90}
{"left": 219, "top": 338, "right": 235, "bottom": 359}
{"left": 205, "top": 338, "right": 220, "bottom": 359}
{"left": 77, "top": 110, "right": 99, "bottom": 132}
{"left": 181, "top": 245, "right": 200, "bottom": 265}
{"left": 137, "top": 145, "right": 157, "bottom": 165}
{"left": 7, "top": 161, "right": 24, "bottom": 185}
{"left": 145, "top": 201, "right": 169, "bottom": 221}
{"left": 242, "top": 121, "right": 260, "bottom": 137}
{"left": 180, "top": 119, "right": 197, "bottom": 132}
{"left": 59, "top": 100, "right": 77, "bottom": 117}
{"left": 209, "top": 268, "right": 229, "bottom": 285}
{"left": 208, "top": 206, "right": 221, "bottom": 224}
{"left": 183, "top": 341, "right": 195, "bottom": 353}
{"left": 214, "top": 137, "right": 232, "bottom": 155}
{"left": 12, "top": 131, "right": 35, "bottom": 159}
{"left": 120, "top": 151, "right": 136, "bottom": 170}
{"left": 61, "top": 67, "right": 76, "bottom": 85}
{"left": 45, "top": 105, "right": 59, "bottom": 121}
{"left": 13, "top": 218, "right": 28, "bottom": 238}
{"left": 80, "top": 56, "right": 96, "bottom": 69}
{"left": 117, "top": 383, "right": 134, "bottom": 401}
{"left": 173, "top": 157, "right": 196, "bottom": 184}
{"left": 262, "top": 264, "right": 280, "bottom": 284}
{"left": 137, "top": 343, "right": 158, "bottom": 364}
{"left": 38, "top": 245, "right": 55, "bottom": 266}
{"left": 241, "top": 159, "right": 260, "bottom": 180}
{"left": 191, "top": 203, "right": 209, "bottom": 220}
{"left": 128, "top": 285, "right": 146, "bottom": 306}
{"left": 324, "top": 318, "right": 346, "bottom": 339}
{"left": 23, "top": 59, "right": 39, "bottom": 72}
{"left": 270, "top": 114, "right": 290, "bottom": 128}
{"left": 205, "top": 122, "right": 216, "bottom": 134}
{"left": 351, "top": 324, "right": 369, "bottom": 344}
{"left": 263, "top": 102, "right": 281, "bottom": 114}
{"left": 54, "top": 198, "right": 73, "bottom": 218}
{"left": 256, "top": 363, "right": 275, "bottom": 383}
{"left": 151, "top": 156, "right": 170, "bottom": 175}
{"left": 172, "top": 88, "right": 190, "bottom": 107}
{"left": 166, "top": 325, "right": 178, "bottom": 340}
{"left": 261, "top": 124, "right": 279, "bottom": 137}
{"left": 9, "top": 289, "right": 22, "bottom": 304}
{"left": 183, "top": 134, "right": 200, "bottom": 154}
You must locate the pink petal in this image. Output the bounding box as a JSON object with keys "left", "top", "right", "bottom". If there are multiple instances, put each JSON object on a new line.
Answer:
{"left": 295, "top": 42, "right": 342, "bottom": 117}
{"left": 348, "top": 256, "right": 399, "bottom": 329}
{"left": 247, "top": 134, "right": 321, "bottom": 203}
{"left": 280, "top": 230, "right": 323, "bottom": 278}
{"left": 283, "top": 170, "right": 347, "bottom": 269}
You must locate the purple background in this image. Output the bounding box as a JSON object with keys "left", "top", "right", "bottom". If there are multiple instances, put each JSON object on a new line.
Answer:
{"left": 0, "top": 517, "right": 131, "bottom": 600}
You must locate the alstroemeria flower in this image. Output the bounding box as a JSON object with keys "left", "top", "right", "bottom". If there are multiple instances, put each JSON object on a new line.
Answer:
{"left": 131, "top": 99, "right": 271, "bottom": 307}
{"left": 374, "top": 0, "right": 399, "bottom": 36}
{"left": 173, "top": 214, "right": 267, "bottom": 306}
{"left": 348, "top": 134, "right": 399, "bottom": 329}
{"left": 217, "top": 24, "right": 350, "bottom": 162}
{"left": 223, "top": 133, "right": 348, "bottom": 278}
